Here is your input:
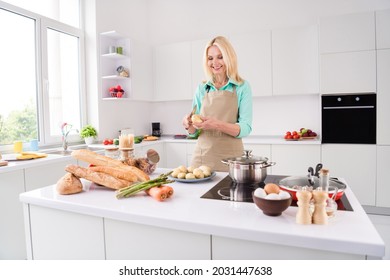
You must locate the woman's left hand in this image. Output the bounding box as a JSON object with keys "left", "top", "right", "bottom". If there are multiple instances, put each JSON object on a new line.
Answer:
{"left": 193, "top": 116, "right": 219, "bottom": 130}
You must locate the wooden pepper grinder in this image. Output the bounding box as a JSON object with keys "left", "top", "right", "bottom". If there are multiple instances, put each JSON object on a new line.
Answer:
{"left": 312, "top": 188, "right": 329, "bottom": 225}
{"left": 296, "top": 187, "right": 313, "bottom": 225}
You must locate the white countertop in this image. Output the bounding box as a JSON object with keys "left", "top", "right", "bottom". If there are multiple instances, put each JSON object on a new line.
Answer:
{"left": 19, "top": 168, "right": 385, "bottom": 258}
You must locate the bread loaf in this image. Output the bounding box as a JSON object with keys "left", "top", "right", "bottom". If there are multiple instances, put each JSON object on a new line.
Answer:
{"left": 89, "top": 165, "right": 137, "bottom": 183}
{"left": 65, "top": 164, "right": 130, "bottom": 190}
{"left": 56, "top": 173, "right": 83, "bottom": 195}
{"left": 71, "top": 149, "right": 150, "bottom": 182}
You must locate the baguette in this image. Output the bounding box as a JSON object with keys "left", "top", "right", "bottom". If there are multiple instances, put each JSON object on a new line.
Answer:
{"left": 65, "top": 164, "right": 130, "bottom": 190}
{"left": 71, "top": 149, "right": 150, "bottom": 182}
{"left": 89, "top": 165, "right": 137, "bottom": 183}
{"left": 56, "top": 173, "right": 83, "bottom": 195}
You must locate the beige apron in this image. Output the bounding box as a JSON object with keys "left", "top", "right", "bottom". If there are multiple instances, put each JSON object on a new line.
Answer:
{"left": 191, "top": 85, "right": 244, "bottom": 172}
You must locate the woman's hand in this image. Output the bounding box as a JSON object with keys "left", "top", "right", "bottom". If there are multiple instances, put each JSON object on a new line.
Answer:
{"left": 182, "top": 114, "right": 196, "bottom": 133}
{"left": 193, "top": 116, "right": 240, "bottom": 137}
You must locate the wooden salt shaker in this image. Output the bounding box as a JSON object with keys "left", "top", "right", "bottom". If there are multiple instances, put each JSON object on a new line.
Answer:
{"left": 312, "top": 188, "right": 328, "bottom": 225}
{"left": 296, "top": 188, "right": 313, "bottom": 225}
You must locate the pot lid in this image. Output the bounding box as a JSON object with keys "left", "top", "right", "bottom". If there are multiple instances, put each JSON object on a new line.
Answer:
{"left": 222, "top": 150, "right": 269, "bottom": 165}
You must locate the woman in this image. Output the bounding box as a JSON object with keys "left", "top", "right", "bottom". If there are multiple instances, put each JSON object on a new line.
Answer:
{"left": 182, "top": 36, "right": 253, "bottom": 171}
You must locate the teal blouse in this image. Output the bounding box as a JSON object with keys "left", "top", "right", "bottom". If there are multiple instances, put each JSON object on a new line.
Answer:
{"left": 190, "top": 79, "right": 253, "bottom": 138}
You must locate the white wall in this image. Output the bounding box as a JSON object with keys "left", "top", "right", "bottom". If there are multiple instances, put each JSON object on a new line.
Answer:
{"left": 90, "top": 0, "right": 390, "bottom": 138}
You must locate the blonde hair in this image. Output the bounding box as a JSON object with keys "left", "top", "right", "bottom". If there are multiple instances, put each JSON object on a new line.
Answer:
{"left": 203, "top": 36, "right": 244, "bottom": 84}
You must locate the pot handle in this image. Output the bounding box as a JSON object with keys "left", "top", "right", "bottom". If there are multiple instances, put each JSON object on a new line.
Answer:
{"left": 262, "top": 161, "right": 276, "bottom": 168}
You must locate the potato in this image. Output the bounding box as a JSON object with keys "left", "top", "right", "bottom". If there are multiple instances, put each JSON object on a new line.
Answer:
{"left": 192, "top": 168, "right": 204, "bottom": 178}
{"left": 178, "top": 165, "right": 187, "bottom": 173}
{"left": 191, "top": 114, "right": 203, "bottom": 123}
{"left": 178, "top": 172, "right": 187, "bottom": 179}
{"left": 187, "top": 166, "right": 195, "bottom": 173}
{"left": 185, "top": 173, "right": 196, "bottom": 179}
{"left": 203, "top": 170, "right": 211, "bottom": 177}
{"left": 171, "top": 170, "right": 180, "bottom": 178}
{"left": 199, "top": 165, "right": 212, "bottom": 173}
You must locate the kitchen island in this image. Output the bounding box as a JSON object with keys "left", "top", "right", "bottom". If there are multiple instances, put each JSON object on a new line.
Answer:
{"left": 19, "top": 168, "right": 385, "bottom": 260}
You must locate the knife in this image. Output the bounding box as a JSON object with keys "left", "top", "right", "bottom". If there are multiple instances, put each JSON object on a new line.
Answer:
{"left": 189, "top": 105, "right": 196, "bottom": 118}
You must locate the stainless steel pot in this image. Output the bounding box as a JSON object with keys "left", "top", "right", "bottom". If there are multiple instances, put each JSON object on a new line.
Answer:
{"left": 221, "top": 150, "right": 276, "bottom": 184}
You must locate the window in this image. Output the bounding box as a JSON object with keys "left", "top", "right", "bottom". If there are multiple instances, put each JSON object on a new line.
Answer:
{"left": 0, "top": 1, "right": 85, "bottom": 151}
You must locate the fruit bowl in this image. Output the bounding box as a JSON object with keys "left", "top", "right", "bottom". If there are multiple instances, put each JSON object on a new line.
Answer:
{"left": 252, "top": 192, "right": 292, "bottom": 216}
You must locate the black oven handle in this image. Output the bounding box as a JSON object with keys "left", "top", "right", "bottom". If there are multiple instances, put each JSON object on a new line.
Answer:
{"left": 323, "top": 106, "right": 375, "bottom": 110}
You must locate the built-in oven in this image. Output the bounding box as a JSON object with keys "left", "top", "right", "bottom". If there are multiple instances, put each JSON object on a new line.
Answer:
{"left": 321, "top": 93, "right": 376, "bottom": 144}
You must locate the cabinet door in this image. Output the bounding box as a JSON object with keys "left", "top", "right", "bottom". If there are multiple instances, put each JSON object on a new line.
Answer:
{"left": 165, "top": 142, "right": 187, "bottom": 168}
{"left": 229, "top": 31, "right": 272, "bottom": 96}
{"left": 377, "top": 49, "right": 390, "bottom": 145}
{"left": 24, "top": 158, "right": 77, "bottom": 191}
{"left": 376, "top": 9, "right": 390, "bottom": 49}
{"left": 191, "top": 39, "right": 208, "bottom": 94}
{"left": 377, "top": 146, "right": 390, "bottom": 207}
{"left": 29, "top": 205, "right": 105, "bottom": 259}
{"left": 321, "top": 144, "right": 376, "bottom": 206}
{"left": 272, "top": 25, "right": 319, "bottom": 95}
{"left": 319, "top": 11, "right": 375, "bottom": 53}
{"left": 154, "top": 42, "right": 192, "bottom": 101}
{"left": 105, "top": 218, "right": 210, "bottom": 259}
{"left": 0, "top": 170, "right": 26, "bottom": 259}
{"left": 186, "top": 142, "right": 197, "bottom": 167}
{"left": 271, "top": 145, "right": 321, "bottom": 176}
{"left": 320, "top": 51, "right": 376, "bottom": 94}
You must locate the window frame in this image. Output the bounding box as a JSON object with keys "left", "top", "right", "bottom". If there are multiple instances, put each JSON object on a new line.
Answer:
{"left": 0, "top": 1, "right": 86, "bottom": 151}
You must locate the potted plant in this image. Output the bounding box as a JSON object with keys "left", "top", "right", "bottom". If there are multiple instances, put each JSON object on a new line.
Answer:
{"left": 80, "top": 125, "right": 98, "bottom": 145}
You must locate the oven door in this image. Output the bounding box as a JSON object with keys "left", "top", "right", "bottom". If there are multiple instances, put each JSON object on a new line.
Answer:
{"left": 321, "top": 93, "right": 376, "bottom": 144}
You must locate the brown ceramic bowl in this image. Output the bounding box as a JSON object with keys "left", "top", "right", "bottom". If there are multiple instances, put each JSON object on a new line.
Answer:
{"left": 252, "top": 193, "right": 292, "bottom": 216}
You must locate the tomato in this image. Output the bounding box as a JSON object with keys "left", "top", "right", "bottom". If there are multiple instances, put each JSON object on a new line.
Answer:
{"left": 103, "top": 139, "right": 110, "bottom": 145}
{"left": 293, "top": 134, "right": 300, "bottom": 140}
{"left": 108, "top": 139, "right": 114, "bottom": 145}
{"left": 285, "top": 131, "right": 291, "bottom": 136}
{"left": 292, "top": 131, "right": 298, "bottom": 135}
{"left": 285, "top": 134, "right": 293, "bottom": 139}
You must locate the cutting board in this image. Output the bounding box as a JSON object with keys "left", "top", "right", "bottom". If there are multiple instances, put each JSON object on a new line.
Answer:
{"left": 1, "top": 154, "right": 34, "bottom": 161}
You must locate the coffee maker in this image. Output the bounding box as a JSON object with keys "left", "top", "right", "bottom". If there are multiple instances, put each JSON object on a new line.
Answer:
{"left": 152, "top": 122, "right": 162, "bottom": 137}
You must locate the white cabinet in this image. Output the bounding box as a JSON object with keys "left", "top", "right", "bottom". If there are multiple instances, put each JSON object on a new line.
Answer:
{"left": 271, "top": 145, "right": 321, "bottom": 176}
{"left": 319, "top": 11, "right": 375, "bottom": 53}
{"left": 104, "top": 218, "right": 210, "bottom": 259}
{"left": 377, "top": 146, "right": 390, "bottom": 207}
{"left": 0, "top": 170, "right": 26, "bottom": 259}
{"left": 191, "top": 39, "right": 208, "bottom": 94}
{"left": 100, "top": 31, "right": 131, "bottom": 100}
{"left": 376, "top": 9, "right": 390, "bottom": 49}
{"left": 377, "top": 49, "right": 390, "bottom": 145}
{"left": 212, "top": 235, "right": 363, "bottom": 260}
{"left": 320, "top": 51, "right": 376, "bottom": 94}
{"left": 24, "top": 158, "right": 77, "bottom": 191}
{"left": 272, "top": 25, "right": 319, "bottom": 95}
{"left": 229, "top": 31, "right": 272, "bottom": 96}
{"left": 321, "top": 144, "right": 376, "bottom": 206}
{"left": 154, "top": 42, "right": 192, "bottom": 101}
{"left": 319, "top": 11, "right": 377, "bottom": 94}
{"left": 28, "top": 205, "right": 105, "bottom": 259}
{"left": 165, "top": 142, "right": 187, "bottom": 168}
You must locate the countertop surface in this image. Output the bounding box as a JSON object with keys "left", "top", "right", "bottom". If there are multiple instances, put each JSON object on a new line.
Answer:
{"left": 0, "top": 135, "right": 320, "bottom": 173}
{"left": 19, "top": 168, "right": 385, "bottom": 258}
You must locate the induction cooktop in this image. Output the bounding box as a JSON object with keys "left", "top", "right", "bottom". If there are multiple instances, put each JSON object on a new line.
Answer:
{"left": 201, "top": 175, "right": 353, "bottom": 211}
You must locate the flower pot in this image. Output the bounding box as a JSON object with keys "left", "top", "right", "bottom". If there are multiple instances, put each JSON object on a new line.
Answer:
{"left": 84, "top": 137, "right": 95, "bottom": 145}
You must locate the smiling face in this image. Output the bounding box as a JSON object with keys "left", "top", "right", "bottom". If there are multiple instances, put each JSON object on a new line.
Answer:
{"left": 207, "top": 45, "right": 226, "bottom": 77}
